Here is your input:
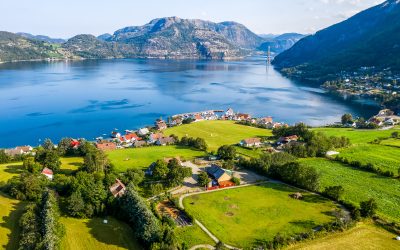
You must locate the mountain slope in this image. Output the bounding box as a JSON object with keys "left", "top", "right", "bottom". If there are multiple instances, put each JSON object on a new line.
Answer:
{"left": 273, "top": 0, "right": 400, "bottom": 73}
{"left": 16, "top": 32, "right": 66, "bottom": 44}
{"left": 0, "top": 31, "right": 65, "bottom": 62}
{"left": 258, "top": 33, "right": 305, "bottom": 54}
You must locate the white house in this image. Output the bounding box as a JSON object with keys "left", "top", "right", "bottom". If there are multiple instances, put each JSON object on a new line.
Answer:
{"left": 138, "top": 128, "right": 150, "bottom": 136}
{"left": 41, "top": 167, "right": 54, "bottom": 180}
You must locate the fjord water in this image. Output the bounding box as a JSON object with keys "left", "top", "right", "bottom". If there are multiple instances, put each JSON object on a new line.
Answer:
{"left": 0, "top": 57, "right": 378, "bottom": 147}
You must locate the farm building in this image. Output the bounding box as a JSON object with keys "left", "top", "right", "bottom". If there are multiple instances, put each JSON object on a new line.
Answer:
{"left": 109, "top": 179, "right": 126, "bottom": 197}
{"left": 206, "top": 164, "right": 232, "bottom": 185}
{"left": 240, "top": 138, "right": 262, "bottom": 147}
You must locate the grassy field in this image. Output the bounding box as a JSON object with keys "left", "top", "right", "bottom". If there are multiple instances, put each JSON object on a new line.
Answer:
{"left": 175, "top": 224, "right": 215, "bottom": 248}
{"left": 165, "top": 120, "right": 272, "bottom": 151}
{"left": 107, "top": 146, "right": 205, "bottom": 171}
{"left": 183, "top": 183, "right": 338, "bottom": 248}
{"left": 299, "top": 158, "right": 400, "bottom": 222}
{"left": 60, "top": 217, "right": 142, "bottom": 250}
{"left": 381, "top": 138, "right": 400, "bottom": 148}
{"left": 287, "top": 222, "right": 399, "bottom": 250}
{"left": 0, "top": 162, "right": 23, "bottom": 183}
{"left": 313, "top": 127, "right": 400, "bottom": 174}
{"left": 60, "top": 157, "right": 83, "bottom": 175}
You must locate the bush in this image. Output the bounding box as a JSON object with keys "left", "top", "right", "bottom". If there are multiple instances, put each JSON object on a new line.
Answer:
{"left": 323, "top": 186, "right": 344, "bottom": 201}
{"left": 231, "top": 177, "right": 240, "bottom": 185}
{"left": 217, "top": 145, "right": 236, "bottom": 160}
{"left": 6, "top": 173, "right": 49, "bottom": 201}
{"left": 360, "top": 198, "right": 378, "bottom": 218}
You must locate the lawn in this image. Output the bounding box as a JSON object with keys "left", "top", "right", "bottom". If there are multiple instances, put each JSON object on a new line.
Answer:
{"left": 60, "top": 157, "right": 83, "bottom": 175}
{"left": 107, "top": 146, "right": 205, "bottom": 171}
{"left": 0, "top": 163, "right": 23, "bottom": 183}
{"left": 287, "top": 222, "right": 399, "bottom": 250}
{"left": 299, "top": 158, "right": 400, "bottom": 222}
{"left": 60, "top": 217, "right": 142, "bottom": 250}
{"left": 175, "top": 224, "right": 214, "bottom": 248}
{"left": 313, "top": 127, "right": 400, "bottom": 174}
{"left": 165, "top": 120, "right": 272, "bottom": 151}
{"left": 183, "top": 183, "right": 338, "bottom": 248}
{"left": 381, "top": 137, "right": 400, "bottom": 148}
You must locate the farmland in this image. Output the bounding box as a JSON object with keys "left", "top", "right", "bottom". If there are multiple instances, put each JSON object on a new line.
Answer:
{"left": 175, "top": 224, "right": 215, "bottom": 248}
{"left": 60, "top": 217, "right": 142, "bottom": 250}
{"left": 287, "top": 222, "right": 399, "bottom": 250}
{"left": 183, "top": 182, "right": 339, "bottom": 248}
{"left": 299, "top": 158, "right": 400, "bottom": 222}
{"left": 107, "top": 146, "right": 205, "bottom": 171}
{"left": 313, "top": 127, "right": 400, "bottom": 174}
{"left": 165, "top": 120, "right": 272, "bottom": 151}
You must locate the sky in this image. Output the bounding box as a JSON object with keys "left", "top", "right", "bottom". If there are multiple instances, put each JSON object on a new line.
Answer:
{"left": 0, "top": 0, "right": 385, "bottom": 39}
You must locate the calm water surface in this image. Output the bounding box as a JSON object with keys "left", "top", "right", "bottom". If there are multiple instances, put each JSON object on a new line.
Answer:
{"left": 0, "top": 57, "right": 378, "bottom": 147}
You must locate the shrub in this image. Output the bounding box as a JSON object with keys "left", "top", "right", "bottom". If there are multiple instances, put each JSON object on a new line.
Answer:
{"left": 323, "top": 186, "right": 345, "bottom": 201}
{"left": 360, "top": 198, "right": 378, "bottom": 218}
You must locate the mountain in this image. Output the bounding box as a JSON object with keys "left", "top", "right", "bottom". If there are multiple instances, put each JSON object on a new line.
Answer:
{"left": 97, "top": 33, "right": 112, "bottom": 41}
{"left": 0, "top": 17, "right": 265, "bottom": 61}
{"left": 258, "top": 33, "right": 305, "bottom": 54}
{"left": 0, "top": 31, "right": 66, "bottom": 62}
{"left": 273, "top": 0, "right": 400, "bottom": 75}
{"left": 16, "top": 32, "right": 66, "bottom": 44}
{"left": 110, "top": 17, "right": 264, "bottom": 51}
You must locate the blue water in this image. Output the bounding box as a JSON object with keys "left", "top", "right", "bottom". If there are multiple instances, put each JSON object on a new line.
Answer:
{"left": 0, "top": 57, "right": 378, "bottom": 147}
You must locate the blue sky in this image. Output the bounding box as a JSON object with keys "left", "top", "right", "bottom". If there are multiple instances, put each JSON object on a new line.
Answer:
{"left": 1, "top": 0, "right": 384, "bottom": 38}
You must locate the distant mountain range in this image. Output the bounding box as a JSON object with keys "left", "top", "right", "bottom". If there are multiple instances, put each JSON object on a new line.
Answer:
{"left": 0, "top": 17, "right": 303, "bottom": 62}
{"left": 273, "top": 0, "right": 400, "bottom": 77}
{"left": 258, "top": 33, "right": 305, "bottom": 54}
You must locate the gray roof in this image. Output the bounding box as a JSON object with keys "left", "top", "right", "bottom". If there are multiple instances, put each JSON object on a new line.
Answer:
{"left": 206, "top": 165, "right": 227, "bottom": 179}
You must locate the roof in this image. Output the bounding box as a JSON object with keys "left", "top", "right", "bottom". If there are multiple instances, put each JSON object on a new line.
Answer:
{"left": 109, "top": 179, "right": 126, "bottom": 197}
{"left": 242, "top": 138, "right": 261, "bottom": 144}
{"left": 41, "top": 167, "right": 53, "bottom": 175}
{"left": 15, "top": 146, "right": 32, "bottom": 152}
{"left": 124, "top": 133, "right": 140, "bottom": 141}
{"left": 96, "top": 142, "right": 117, "bottom": 151}
{"left": 150, "top": 133, "right": 164, "bottom": 140}
{"left": 206, "top": 165, "right": 228, "bottom": 180}
{"left": 157, "top": 137, "right": 175, "bottom": 145}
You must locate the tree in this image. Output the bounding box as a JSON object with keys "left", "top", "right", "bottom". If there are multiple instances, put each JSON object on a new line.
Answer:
{"left": 341, "top": 113, "right": 353, "bottom": 125}
{"left": 194, "top": 137, "right": 208, "bottom": 151}
{"left": 323, "top": 186, "right": 344, "bottom": 201}
{"left": 197, "top": 172, "right": 209, "bottom": 187}
{"left": 123, "top": 169, "right": 144, "bottom": 186}
{"left": 166, "top": 159, "right": 192, "bottom": 187}
{"left": 7, "top": 173, "right": 49, "bottom": 201}
{"left": 23, "top": 157, "right": 42, "bottom": 173}
{"left": 67, "top": 191, "right": 86, "bottom": 218}
{"left": 0, "top": 150, "right": 10, "bottom": 164}
{"left": 222, "top": 160, "right": 235, "bottom": 170}
{"left": 360, "top": 198, "right": 378, "bottom": 218}
{"left": 19, "top": 204, "right": 41, "bottom": 249}
{"left": 119, "top": 185, "right": 162, "bottom": 245}
{"left": 217, "top": 145, "right": 236, "bottom": 160}
{"left": 42, "top": 138, "right": 55, "bottom": 151}
{"left": 58, "top": 137, "right": 73, "bottom": 155}
{"left": 392, "top": 131, "right": 399, "bottom": 138}
{"left": 152, "top": 160, "right": 169, "bottom": 180}
{"left": 35, "top": 149, "right": 61, "bottom": 172}
{"left": 82, "top": 147, "right": 109, "bottom": 173}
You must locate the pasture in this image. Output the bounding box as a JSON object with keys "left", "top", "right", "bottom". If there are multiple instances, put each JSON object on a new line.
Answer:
{"left": 60, "top": 217, "right": 142, "bottom": 250}
{"left": 299, "top": 158, "right": 400, "bottom": 222}
{"left": 313, "top": 127, "right": 400, "bottom": 174}
{"left": 165, "top": 120, "right": 272, "bottom": 151}
{"left": 175, "top": 224, "right": 215, "bottom": 248}
{"left": 183, "top": 182, "right": 338, "bottom": 248}
{"left": 287, "top": 222, "right": 399, "bottom": 250}
{"left": 107, "top": 146, "right": 205, "bottom": 171}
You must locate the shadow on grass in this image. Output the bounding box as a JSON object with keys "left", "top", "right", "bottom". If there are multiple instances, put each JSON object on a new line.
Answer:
{"left": 86, "top": 217, "right": 141, "bottom": 249}
{"left": 0, "top": 192, "right": 27, "bottom": 250}
{"left": 301, "top": 194, "right": 329, "bottom": 204}
{"left": 2, "top": 164, "right": 24, "bottom": 175}
{"left": 289, "top": 219, "right": 318, "bottom": 229}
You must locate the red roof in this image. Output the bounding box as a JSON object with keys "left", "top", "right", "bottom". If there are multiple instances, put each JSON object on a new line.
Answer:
{"left": 124, "top": 133, "right": 140, "bottom": 141}
{"left": 70, "top": 140, "right": 80, "bottom": 147}
{"left": 41, "top": 167, "right": 53, "bottom": 175}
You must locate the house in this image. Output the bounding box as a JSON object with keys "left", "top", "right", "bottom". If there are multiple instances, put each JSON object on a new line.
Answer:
{"left": 15, "top": 146, "right": 33, "bottom": 154}
{"left": 155, "top": 120, "right": 167, "bottom": 131}
{"left": 170, "top": 118, "right": 183, "bottom": 126}
{"left": 70, "top": 139, "right": 80, "bottom": 149}
{"left": 148, "top": 133, "right": 164, "bottom": 144}
{"left": 194, "top": 114, "right": 204, "bottom": 122}
{"left": 4, "top": 148, "right": 24, "bottom": 157}
{"left": 109, "top": 179, "right": 126, "bottom": 197}
{"left": 278, "top": 135, "right": 299, "bottom": 144}
{"left": 240, "top": 138, "right": 262, "bottom": 147}
{"left": 111, "top": 131, "right": 121, "bottom": 138}
{"left": 133, "top": 140, "right": 147, "bottom": 148}
{"left": 258, "top": 117, "right": 273, "bottom": 126}
{"left": 156, "top": 137, "right": 176, "bottom": 146}
{"left": 96, "top": 141, "right": 117, "bottom": 151}
{"left": 41, "top": 167, "right": 54, "bottom": 180}
{"left": 206, "top": 165, "right": 232, "bottom": 185}
{"left": 123, "top": 133, "right": 140, "bottom": 142}
{"left": 236, "top": 113, "right": 251, "bottom": 121}
{"left": 225, "top": 108, "right": 234, "bottom": 117}
{"left": 138, "top": 128, "right": 150, "bottom": 136}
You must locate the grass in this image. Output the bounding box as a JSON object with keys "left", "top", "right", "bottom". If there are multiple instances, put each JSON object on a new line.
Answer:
{"left": 165, "top": 121, "right": 272, "bottom": 151}
{"left": 381, "top": 138, "right": 400, "bottom": 148}
{"left": 313, "top": 127, "right": 400, "bottom": 174}
{"left": 60, "top": 217, "right": 142, "bottom": 250}
{"left": 0, "top": 163, "right": 23, "bottom": 183}
{"left": 287, "top": 222, "right": 399, "bottom": 250}
{"left": 175, "top": 224, "right": 215, "bottom": 248}
{"left": 299, "top": 158, "right": 400, "bottom": 222}
{"left": 60, "top": 157, "right": 83, "bottom": 175}
{"left": 183, "top": 183, "right": 338, "bottom": 248}
{"left": 107, "top": 146, "right": 205, "bottom": 171}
